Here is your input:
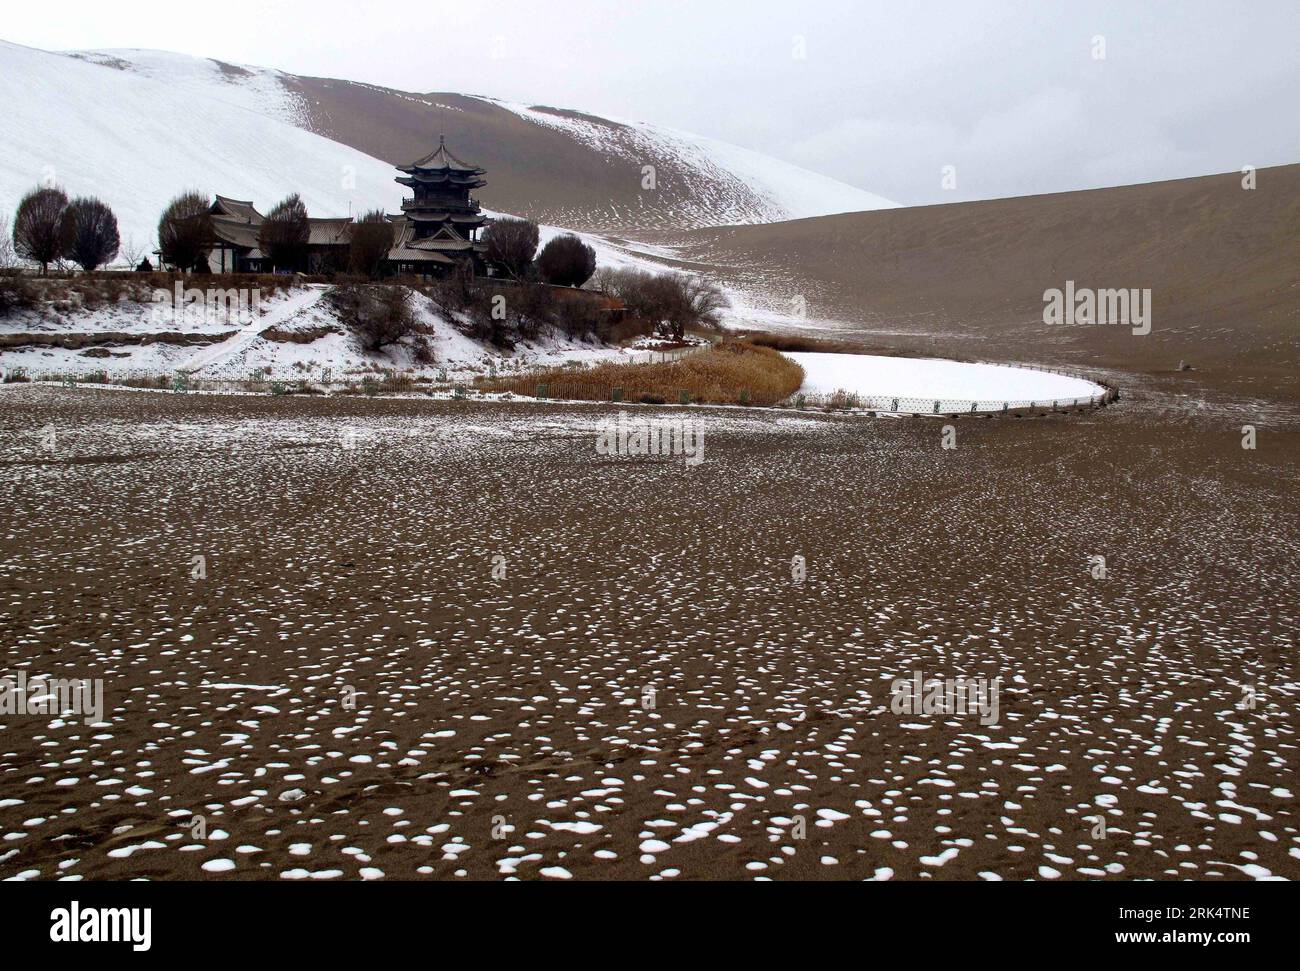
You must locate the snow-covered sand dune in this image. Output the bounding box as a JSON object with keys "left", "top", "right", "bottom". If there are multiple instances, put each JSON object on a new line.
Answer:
{"left": 0, "top": 41, "right": 672, "bottom": 275}
{"left": 790, "top": 352, "right": 1105, "bottom": 410}
{"left": 0, "top": 41, "right": 408, "bottom": 254}
{"left": 476, "top": 96, "right": 897, "bottom": 222}
{"left": 69, "top": 49, "right": 895, "bottom": 226}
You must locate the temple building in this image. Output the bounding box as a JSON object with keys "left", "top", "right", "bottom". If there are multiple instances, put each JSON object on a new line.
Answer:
{"left": 203, "top": 135, "right": 491, "bottom": 278}
{"left": 388, "top": 135, "right": 490, "bottom": 276}
{"left": 205, "top": 196, "right": 352, "bottom": 275}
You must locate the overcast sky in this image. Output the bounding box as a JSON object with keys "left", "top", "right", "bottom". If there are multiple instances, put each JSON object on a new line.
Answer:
{"left": 5, "top": 0, "right": 1296, "bottom": 205}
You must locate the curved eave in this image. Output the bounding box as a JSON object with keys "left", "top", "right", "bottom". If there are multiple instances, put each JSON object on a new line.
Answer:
{"left": 396, "top": 174, "right": 487, "bottom": 189}
{"left": 396, "top": 163, "right": 486, "bottom": 176}
{"left": 406, "top": 215, "right": 487, "bottom": 225}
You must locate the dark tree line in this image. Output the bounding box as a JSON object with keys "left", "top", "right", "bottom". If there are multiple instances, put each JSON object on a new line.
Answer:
{"left": 536, "top": 233, "right": 596, "bottom": 288}
{"left": 9, "top": 187, "right": 602, "bottom": 289}
{"left": 349, "top": 210, "right": 393, "bottom": 279}
{"left": 61, "top": 198, "right": 121, "bottom": 273}
{"left": 483, "top": 217, "right": 539, "bottom": 280}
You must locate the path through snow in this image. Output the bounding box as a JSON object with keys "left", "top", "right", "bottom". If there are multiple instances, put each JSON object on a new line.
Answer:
{"left": 178, "top": 287, "right": 328, "bottom": 375}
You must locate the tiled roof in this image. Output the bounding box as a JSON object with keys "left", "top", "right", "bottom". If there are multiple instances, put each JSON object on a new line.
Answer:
{"left": 307, "top": 218, "right": 353, "bottom": 246}
{"left": 211, "top": 196, "right": 263, "bottom": 224}
{"left": 210, "top": 215, "right": 260, "bottom": 249}
{"left": 397, "top": 135, "right": 486, "bottom": 175}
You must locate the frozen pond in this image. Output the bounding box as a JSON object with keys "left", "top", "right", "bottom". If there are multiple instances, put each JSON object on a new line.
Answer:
{"left": 788, "top": 352, "right": 1104, "bottom": 409}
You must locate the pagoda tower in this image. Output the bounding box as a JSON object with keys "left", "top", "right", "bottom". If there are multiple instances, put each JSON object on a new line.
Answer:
{"left": 395, "top": 135, "right": 488, "bottom": 243}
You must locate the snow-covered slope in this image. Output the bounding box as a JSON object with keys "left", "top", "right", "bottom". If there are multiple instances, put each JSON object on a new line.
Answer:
{"left": 66, "top": 48, "right": 315, "bottom": 127}
{"left": 0, "top": 40, "right": 405, "bottom": 256}
{"left": 475, "top": 97, "right": 898, "bottom": 224}
{"left": 0, "top": 38, "right": 875, "bottom": 279}
{"left": 0, "top": 281, "right": 649, "bottom": 383}
{"left": 61, "top": 46, "right": 897, "bottom": 230}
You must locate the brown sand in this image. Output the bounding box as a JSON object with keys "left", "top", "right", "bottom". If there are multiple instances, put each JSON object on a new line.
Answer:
{"left": 0, "top": 384, "right": 1295, "bottom": 881}
{"left": 670, "top": 165, "right": 1300, "bottom": 404}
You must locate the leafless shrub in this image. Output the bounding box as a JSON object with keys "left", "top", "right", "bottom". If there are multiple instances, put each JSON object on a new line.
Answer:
{"left": 678, "top": 274, "right": 728, "bottom": 333}
{"left": 60, "top": 197, "right": 121, "bottom": 272}
{"left": 118, "top": 235, "right": 147, "bottom": 271}
{"left": 551, "top": 289, "right": 606, "bottom": 340}
{"left": 158, "top": 191, "right": 212, "bottom": 272}
{"left": 597, "top": 268, "right": 728, "bottom": 341}
{"left": 13, "top": 186, "right": 69, "bottom": 275}
{"left": 483, "top": 217, "right": 539, "bottom": 280}
{"left": 536, "top": 233, "right": 596, "bottom": 288}
{"left": 0, "top": 272, "right": 36, "bottom": 315}
{"left": 258, "top": 194, "right": 310, "bottom": 272}
{"left": 349, "top": 210, "right": 394, "bottom": 280}
{"left": 329, "top": 284, "right": 423, "bottom": 352}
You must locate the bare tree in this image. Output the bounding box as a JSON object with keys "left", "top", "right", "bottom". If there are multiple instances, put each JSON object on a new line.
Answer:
{"left": 13, "top": 186, "right": 69, "bottom": 275}
{"left": 258, "top": 194, "right": 310, "bottom": 273}
{"left": 483, "top": 217, "right": 539, "bottom": 280}
{"left": 0, "top": 212, "right": 34, "bottom": 315}
{"left": 536, "top": 233, "right": 597, "bottom": 288}
{"left": 60, "top": 197, "right": 121, "bottom": 272}
{"left": 329, "top": 284, "right": 422, "bottom": 351}
{"left": 158, "top": 191, "right": 212, "bottom": 272}
{"left": 680, "top": 274, "right": 728, "bottom": 330}
{"left": 596, "top": 268, "right": 728, "bottom": 341}
{"left": 0, "top": 216, "right": 14, "bottom": 268}
{"left": 118, "top": 234, "right": 146, "bottom": 271}
{"left": 348, "top": 210, "right": 393, "bottom": 279}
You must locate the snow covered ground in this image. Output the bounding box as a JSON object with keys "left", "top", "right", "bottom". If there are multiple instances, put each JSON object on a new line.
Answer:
{"left": 2, "top": 385, "right": 1292, "bottom": 882}
{"left": 0, "top": 282, "right": 645, "bottom": 383}
{"left": 790, "top": 352, "right": 1106, "bottom": 411}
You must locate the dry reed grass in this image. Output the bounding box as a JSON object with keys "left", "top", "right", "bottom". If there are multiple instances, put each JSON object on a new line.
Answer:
{"left": 476, "top": 340, "right": 804, "bottom": 406}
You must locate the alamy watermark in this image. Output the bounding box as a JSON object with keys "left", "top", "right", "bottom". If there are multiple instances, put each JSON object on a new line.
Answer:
{"left": 0, "top": 672, "right": 104, "bottom": 725}
{"left": 595, "top": 411, "right": 704, "bottom": 466}
{"left": 1043, "top": 281, "right": 1150, "bottom": 335}
{"left": 890, "top": 671, "right": 1001, "bottom": 726}
{"left": 150, "top": 282, "right": 262, "bottom": 327}
{"left": 50, "top": 902, "right": 150, "bottom": 951}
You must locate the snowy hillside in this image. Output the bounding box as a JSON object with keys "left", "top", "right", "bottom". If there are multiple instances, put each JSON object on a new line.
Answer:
{"left": 0, "top": 282, "right": 636, "bottom": 382}
{"left": 0, "top": 41, "right": 675, "bottom": 275}
{"left": 66, "top": 48, "right": 315, "bottom": 128}
{"left": 0, "top": 41, "right": 405, "bottom": 256}
{"left": 475, "top": 97, "right": 898, "bottom": 224}
{"left": 62, "top": 46, "right": 897, "bottom": 228}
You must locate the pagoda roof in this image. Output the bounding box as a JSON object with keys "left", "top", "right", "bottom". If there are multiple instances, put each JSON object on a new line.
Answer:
{"left": 403, "top": 210, "right": 485, "bottom": 223}
{"left": 211, "top": 214, "right": 356, "bottom": 249}
{"left": 410, "top": 237, "right": 476, "bottom": 251}
{"left": 390, "top": 217, "right": 486, "bottom": 252}
{"left": 397, "top": 135, "right": 486, "bottom": 175}
{"left": 388, "top": 218, "right": 467, "bottom": 264}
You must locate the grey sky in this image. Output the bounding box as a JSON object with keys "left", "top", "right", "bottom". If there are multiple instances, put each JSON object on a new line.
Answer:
{"left": 6, "top": 0, "right": 1296, "bottom": 204}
